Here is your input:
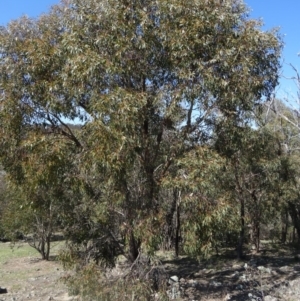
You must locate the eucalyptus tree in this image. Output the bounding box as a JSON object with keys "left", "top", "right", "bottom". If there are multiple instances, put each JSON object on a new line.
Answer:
{"left": 214, "top": 122, "right": 278, "bottom": 257}
{"left": 262, "top": 99, "right": 300, "bottom": 244}
{"left": 162, "top": 145, "right": 240, "bottom": 257}
{"left": 0, "top": 0, "right": 281, "bottom": 263}
{"left": 0, "top": 133, "right": 76, "bottom": 260}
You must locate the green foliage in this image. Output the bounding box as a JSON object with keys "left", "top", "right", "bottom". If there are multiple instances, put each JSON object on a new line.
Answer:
{"left": 162, "top": 146, "right": 240, "bottom": 256}
{"left": 0, "top": 133, "right": 77, "bottom": 259}
{"left": 0, "top": 0, "right": 283, "bottom": 297}
{"left": 260, "top": 98, "right": 300, "bottom": 246}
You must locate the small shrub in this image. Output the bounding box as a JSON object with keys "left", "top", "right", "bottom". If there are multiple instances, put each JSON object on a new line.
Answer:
{"left": 62, "top": 253, "right": 169, "bottom": 301}
{"left": 63, "top": 263, "right": 169, "bottom": 301}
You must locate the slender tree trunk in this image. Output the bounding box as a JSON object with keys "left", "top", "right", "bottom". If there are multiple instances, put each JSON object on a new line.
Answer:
{"left": 253, "top": 222, "right": 260, "bottom": 252}
{"left": 292, "top": 227, "right": 296, "bottom": 243}
{"left": 45, "top": 234, "right": 51, "bottom": 260}
{"left": 281, "top": 209, "right": 288, "bottom": 244}
{"left": 164, "top": 190, "right": 177, "bottom": 250}
{"left": 41, "top": 238, "right": 46, "bottom": 260}
{"left": 250, "top": 192, "right": 260, "bottom": 252}
{"left": 121, "top": 177, "right": 141, "bottom": 263}
{"left": 288, "top": 202, "right": 300, "bottom": 248}
{"left": 174, "top": 189, "right": 181, "bottom": 258}
{"left": 237, "top": 198, "right": 245, "bottom": 259}
{"left": 128, "top": 230, "right": 141, "bottom": 263}
{"left": 234, "top": 154, "right": 246, "bottom": 259}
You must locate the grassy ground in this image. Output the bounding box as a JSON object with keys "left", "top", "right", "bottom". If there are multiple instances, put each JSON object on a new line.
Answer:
{"left": 1, "top": 241, "right": 300, "bottom": 300}
{"left": 0, "top": 242, "right": 38, "bottom": 264}
{"left": 0, "top": 240, "right": 64, "bottom": 264}
{"left": 0, "top": 240, "right": 72, "bottom": 301}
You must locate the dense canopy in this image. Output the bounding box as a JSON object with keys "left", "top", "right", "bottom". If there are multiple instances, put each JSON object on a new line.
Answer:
{"left": 1, "top": 1, "right": 295, "bottom": 299}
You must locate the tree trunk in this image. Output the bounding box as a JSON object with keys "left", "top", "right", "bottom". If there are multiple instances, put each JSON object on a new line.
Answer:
{"left": 45, "top": 234, "right": 51, "bottom": 260}
{"left": 281, "top": 209, "right": 288, "bottom": 244}
{"left": 174, "top": 189, "right": 181, "bottom": 258}
{"left": 128, "top": 230, "right": 140, "bottom": 263}
{"left": 250, "top": 191, "right": 260, "bottom": 252}
{"left": 164, "top": 190, "right": 177, "bottom": 250}
{"left": 39, "top": 234, "right": 51, "bottom": 260}
{"left": 237, "top": 198, "right": 245, "bottom": 259}
{"left": 253, "top": 222, "right": 260, "bottom": 252}
{"left": 288, "top": 202, "right": 300, "bottom": 248}
{"left": 40, "top": 238, "right": 46, "bottom": 260}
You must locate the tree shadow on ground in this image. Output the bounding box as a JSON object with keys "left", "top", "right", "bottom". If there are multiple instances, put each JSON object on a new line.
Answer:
{"left": 162, "top": 244, "right": 300, "bottom": 300}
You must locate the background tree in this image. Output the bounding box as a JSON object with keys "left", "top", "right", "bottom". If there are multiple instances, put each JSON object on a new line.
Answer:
{"left": 162, "top": 146, "right": 240, "bottom": 258}
{"left": 0, "top": 133, "right": 76, "bottom": 260}
{"left": 262, "top": 98, "right": 300, "bottom": 246}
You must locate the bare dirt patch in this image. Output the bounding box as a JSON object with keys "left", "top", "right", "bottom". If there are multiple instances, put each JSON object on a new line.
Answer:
{"left": 0, "top": 242, "right": 75, "bottom": 301}
{"left": 1, "top": 241, "right": 300, "bottom": 300}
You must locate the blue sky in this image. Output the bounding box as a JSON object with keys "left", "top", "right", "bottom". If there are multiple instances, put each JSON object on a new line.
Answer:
{"left": 0, "top": 0, "right": 299, "bottom": 98}
{"left": 0, "top": 0, "right": 58, "bottom": 25}
{"left": 246, "top": 0, "right": 300, "bottom": 99}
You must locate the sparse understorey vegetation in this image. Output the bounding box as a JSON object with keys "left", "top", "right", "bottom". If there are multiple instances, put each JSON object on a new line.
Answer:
{"left": 0, "top": 0, "right": 300, "bottom": 300}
